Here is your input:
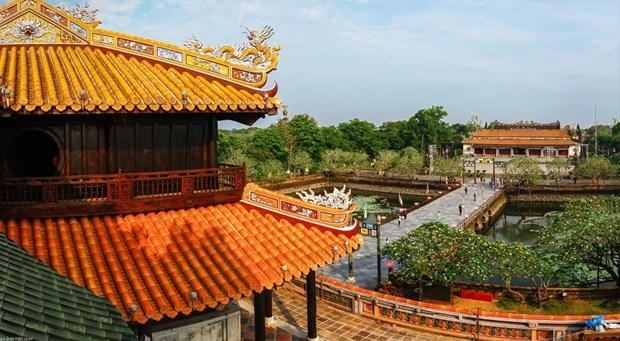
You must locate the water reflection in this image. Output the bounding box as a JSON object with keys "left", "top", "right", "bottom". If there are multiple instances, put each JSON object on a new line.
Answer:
{"left": 486, "top": 202, "right": 562, "bottom": 244}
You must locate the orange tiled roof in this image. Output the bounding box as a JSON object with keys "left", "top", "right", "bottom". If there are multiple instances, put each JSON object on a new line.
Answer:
{"left": 0, "top": 202, "right": 361, "bottom": 324}
{"left": 0, "top": 0, "right": 282, "bottom": 120}
{"left": 463, "top": 129, "right": 578, "bottom": 147}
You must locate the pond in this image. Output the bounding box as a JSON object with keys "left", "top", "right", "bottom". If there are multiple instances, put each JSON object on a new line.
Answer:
{"left": 486, "top": 201, "right": 562, "bottom": 244}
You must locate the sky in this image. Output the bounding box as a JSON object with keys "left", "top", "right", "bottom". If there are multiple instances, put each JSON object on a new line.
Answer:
{"left": 49, "top": 0, "right": 619, "bottom": 129}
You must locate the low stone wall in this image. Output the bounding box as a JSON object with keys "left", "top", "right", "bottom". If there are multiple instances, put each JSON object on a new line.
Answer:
{"left": 291, "top": 276, "right": 619, "bottom": 341}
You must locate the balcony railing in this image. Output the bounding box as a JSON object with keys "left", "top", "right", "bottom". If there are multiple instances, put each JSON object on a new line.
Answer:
{"left": 0, "top": 165, "right": 246, "bottom": 218}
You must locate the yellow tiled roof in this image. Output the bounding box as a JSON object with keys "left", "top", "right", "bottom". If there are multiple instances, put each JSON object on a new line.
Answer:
{"left": 0, "top": 0, "right": 282, "bottom": 120}
{"left": 463, "top": 129, "right": 579, "bottom": 147}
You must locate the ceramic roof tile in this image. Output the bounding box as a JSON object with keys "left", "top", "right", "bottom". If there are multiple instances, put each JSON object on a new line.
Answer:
{"left": 463, "top": 128, "right": 578, "bottom": 147}
{"left": 0, "top": 0, "right": 282, "bottom": 120}
{"left": 0, "top": 234, "right": 135, "bottom": 340}
{"left": 1, "top": 199, "right": 360, "bottom": 324}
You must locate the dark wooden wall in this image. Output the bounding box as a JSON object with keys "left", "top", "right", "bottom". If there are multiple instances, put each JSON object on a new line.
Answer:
{"left": 0, "top": 115, "right": 219, "bottom": 177}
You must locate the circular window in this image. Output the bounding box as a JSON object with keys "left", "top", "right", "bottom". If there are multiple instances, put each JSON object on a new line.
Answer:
{"left": 5, "top": 129, "right": 61, "bottom": 177}
{"left": 465, "top": 146, "right": 471, "bottom": 152}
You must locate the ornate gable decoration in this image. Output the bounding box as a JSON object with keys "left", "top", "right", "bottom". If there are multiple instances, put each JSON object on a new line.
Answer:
{"left": 0, "top": 0, "right": 90, "bottom": 44}
{"left": 0, "top": 0, "right": 280, "bottom": 88}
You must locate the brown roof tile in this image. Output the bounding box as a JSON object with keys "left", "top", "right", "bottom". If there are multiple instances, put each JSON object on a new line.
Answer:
{"left": 0, "top": 202, "right": 361, "bottom": 323}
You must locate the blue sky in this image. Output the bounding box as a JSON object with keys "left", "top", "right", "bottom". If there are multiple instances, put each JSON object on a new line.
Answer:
{"left": 51, "top": 0, "right": 619, "bottom": 129}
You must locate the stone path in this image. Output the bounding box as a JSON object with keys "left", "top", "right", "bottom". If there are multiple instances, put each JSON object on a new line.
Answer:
{"left": 322, "top": 179, "right": 500, "bottom": 289}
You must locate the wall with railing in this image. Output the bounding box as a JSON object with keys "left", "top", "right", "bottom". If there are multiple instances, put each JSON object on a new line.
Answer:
{"left": 0, "top": 165, "right": 246, "bottom": 217}
{"left": 291, "top": 276, "right": 618, "bottom": 341}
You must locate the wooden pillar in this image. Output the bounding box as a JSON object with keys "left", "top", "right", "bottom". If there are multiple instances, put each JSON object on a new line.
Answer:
{"left": 265, "top": 289, "right": 275, "bottom": 325}
{"left": 206, "top": 117, "right": 218, "bottom": 169}
{"left": 253, "top": 291, "right": 266, "bottom": 341}
{"left": 306, "top": 270, "right": 318, "bottom": 341}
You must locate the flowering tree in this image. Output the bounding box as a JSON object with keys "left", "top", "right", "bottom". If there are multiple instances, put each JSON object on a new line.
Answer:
{"left": 380, "top": 222, "right": 492, "bottom": 300}
{"left": 535, "top": 196, "right": 620, "bottom": 288}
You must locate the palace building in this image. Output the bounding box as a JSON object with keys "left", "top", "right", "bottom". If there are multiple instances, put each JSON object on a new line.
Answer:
{"left": 462, "top": 121, "right": 582, "bottom": 159}
{"left": 0, "top": 1, "right": 361, "bottom": 340}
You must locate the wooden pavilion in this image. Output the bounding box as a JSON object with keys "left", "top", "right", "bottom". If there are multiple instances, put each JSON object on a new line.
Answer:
{"left": 0, "top": 1, "right": 361, "bottom": 340}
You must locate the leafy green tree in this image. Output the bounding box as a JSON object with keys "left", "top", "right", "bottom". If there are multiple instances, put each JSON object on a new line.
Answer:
{"left": 404, "top": 106, "right": 452, "bottom": 153}
{"left": 489, "top": 241, "right": 530, "bottom": 301}
{"left": 290, "top": 151, "right": 313, "bottom": 176}
{"left": 377, "top": 121, "right": 407, "bottom": 151}
{"left": 545, "top": 158, "right": 572, "bottom": 185}
{"left": 217, "top": 131, "right": 247, "bottom": 165}
{"left": 338, "top": 119, "right": 385, "bottom": 156}
{"left": 432, "top": 157, "right": 463, "bottom": 182}
{"left": 380, "top": 222, "right": 491, "bottom": 300}
{"left": 275, "top": 118, "right": 296, "bottom": 172}
{"left": 536, "top": 196, "right": 620, "bottom": 288}
{"left": 503, "top": 158, "right": 544, "bottom": 199}
{"left": 246, "top": 127, "right": 288, "bottom": 163}
{"left": 374, "top": 150, "right": 399, "bottom": 177}
{"left": 258, "top": 159, "right": 287, "bottom": 182}
{"left": 393, "top": 147, "right": 424, "bottom": 179}
{"left": 320, "top": 125, "right": 346, "bottom": 151}
{"left": 320, "top": 149, "right": 347, "bottom": 175}
{"left": 344, "top": 151, "right": 369, "bottom": 175}
{"left": 573, "top": 155, "right": 616, "bottom": 183}
{"left": 288, "top": 114, "right": 325, "bottom": 161}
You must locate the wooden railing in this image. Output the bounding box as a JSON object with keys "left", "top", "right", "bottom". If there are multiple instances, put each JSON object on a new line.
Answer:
{"left": 0, "top": 165, "right": 246, "bottom": 217}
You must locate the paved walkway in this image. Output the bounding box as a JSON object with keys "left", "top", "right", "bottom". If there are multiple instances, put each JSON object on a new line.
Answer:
{"left": 240, "top": 284, "right": 466, "bottom": 341}
{"left": 239, "top": 180, "right": 500, "bottom": 340}
{"left": 323, "top": 179, "right": 499, "bottom": 289}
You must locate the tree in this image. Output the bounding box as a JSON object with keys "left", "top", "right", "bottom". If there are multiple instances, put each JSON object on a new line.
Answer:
{"left": 488, "top": 241, "right": 530, "bottom": 301}
{"left": 432, "top": 157, "right": 462, "bottom": 183}
{"left": 320, "top": 125, "right": 346, "bottom": 151}
{"left": 320, "top": 149, "right": 347, "bottom": 175}
{"left": 535, "top": 196, "right": 620, "bottom": 288}
{"left": 545, "top": 158, "right": 572, "bottom": 185}
{"left": 404, "top": 106, "right": 452, "bottom": 153}
{"left": 377, "top": 121, "right": 407, "bottom": 151}
{"left": 337, "top": 119, "right": 385, "bottom": 157}
{"left": 503, "top": 158, "right": 544, "bottom": 199}
{"left": 393, "top": 147, "right": 424, "bottom": 179}
{"left": 573, "top": 155, "right": 616, "bottom": 184}
{"left": 374, "top": 150, "right": 399, "bottom": 177}
{"left": 275, "top": 117, "right": 296, "bottom": 173}
{"left": 380, "top": 222, "right": 491, "bottom": 300}
{"left": 288, "top": 114, "right": 325, "bottom": 161}
{"left": 246, "top": 127, "right": 288, "bottom": 163}
{"left": 290, "top": 151, "right": 312, "bottom": 175}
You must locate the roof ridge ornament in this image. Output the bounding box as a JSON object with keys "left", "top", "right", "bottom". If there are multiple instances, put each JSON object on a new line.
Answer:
{"left": 296, "top": 185, "right": 353, "bottom": 210}
{"left": 58, "top": 1, "right": 99, "bottom": 24}
{"left": 184, "top": 25, "right": 280, "bottom": 70}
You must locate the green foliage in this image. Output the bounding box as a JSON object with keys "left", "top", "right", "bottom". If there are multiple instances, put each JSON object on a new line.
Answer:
{"left": 573, "top": 155, "right": 616, "bottom": 183}
{"left": 338, "top": 118, "right": 385, "bottom": 156}
{"left": 394, "top": 147, "right": 424, "bottom": 179}
{"left": 374, "top": 150, "right": 399, "bottom": 176}
{"left": 246, "top": 127, "right": 288, "bottom": 163}
{"left": 319, "top": 149, "right": 369, "bottom": 175}
{"left": 288, "top": 114, "right": 325, "bottom": 161}
{"left": 545, "top": 158, "right": 572, "bottom": 184}
{"left": 535, "top": 196, "right": 620, "bottom": 287}
{"left": 432, "top": 156, "right": 462, "bottom": 182}
{"left": 290, "top": 151, "right": 313, "bottom": 175}
{"left": 380, "top": 222, "right": 492, "bottom": 289}
{"left": 503, "top": 158, "right": 544, "bottom": 198}
{"left": 404, "top": 106, "right": 453, "bottom": 153}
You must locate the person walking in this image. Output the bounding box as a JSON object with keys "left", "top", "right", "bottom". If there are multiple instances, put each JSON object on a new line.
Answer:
{"left": 458, "top": 203, "right": 463, "bottom": 216}
{"left": 473, "top": 192, "right": 477, "bottom": 201}
{"left": 464, "top": 185, "right": 468, "bottom": 194}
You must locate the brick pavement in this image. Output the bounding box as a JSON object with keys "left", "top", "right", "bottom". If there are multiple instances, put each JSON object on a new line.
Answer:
{"left": 240, "top": 284, "right": 468, "bottom": 341}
